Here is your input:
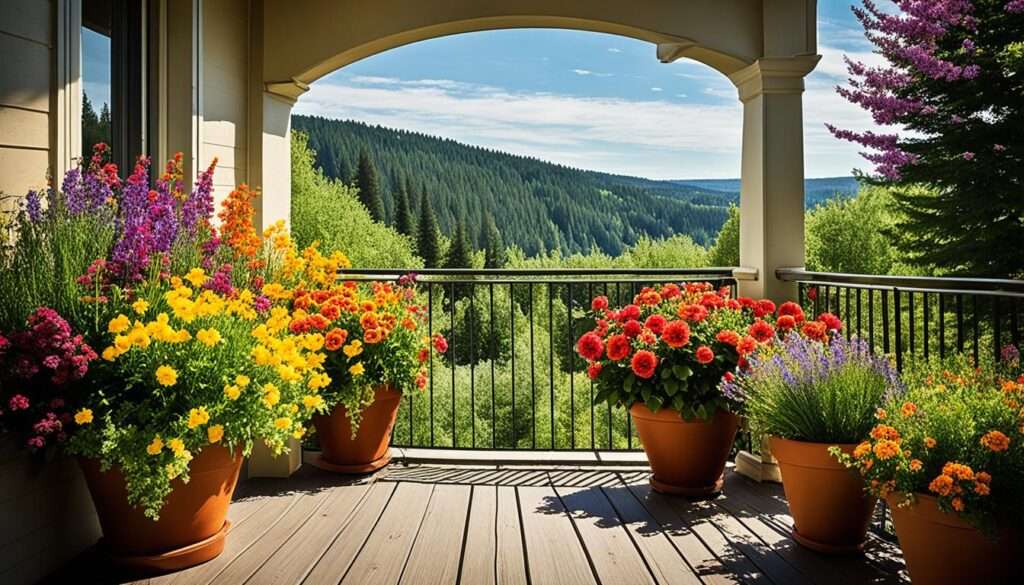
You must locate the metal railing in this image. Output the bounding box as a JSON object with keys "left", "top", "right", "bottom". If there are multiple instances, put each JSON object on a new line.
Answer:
{"left": 339, "top": 267, "right": 738, "bottom": 452}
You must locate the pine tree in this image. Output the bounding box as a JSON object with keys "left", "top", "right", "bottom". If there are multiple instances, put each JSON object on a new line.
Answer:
{"left": 416, "top": 189, "right": 441, "bottom": 268}
{"left": 445, "top": 218, "right": 474, "bottom": 269}
{"left": 393, "top": 180, "right": 415, "bottom": 237}
{"left": 352, "top": 150, "right": 386, "bottom": 223}
{"left": 482, "top": 213, "right": 507, "bottom": 269}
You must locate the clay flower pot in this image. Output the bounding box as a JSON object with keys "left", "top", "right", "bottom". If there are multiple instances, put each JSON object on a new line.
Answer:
{"left": 312, "top": 385, "right": 402, "bottom": 473}
{"left": 630, "top": 404, "right": 740, "bottom": 496}
{"left": 79, "top": 444, "right": 243, "bottom": 572}
{"left": 886, "top": 493, "right": 1021, "bottom": 585}
{"left": 769, "top": 437, "right": 876, "bottom": 554}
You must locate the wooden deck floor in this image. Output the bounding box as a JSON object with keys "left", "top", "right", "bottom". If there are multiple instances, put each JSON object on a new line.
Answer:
{"left": 52, "top": 461, "right": 908, "bottom": 585}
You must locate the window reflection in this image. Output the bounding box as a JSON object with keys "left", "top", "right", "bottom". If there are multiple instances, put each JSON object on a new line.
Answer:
{"left": 82, "top": 1, "right": 113, "bottom": 161}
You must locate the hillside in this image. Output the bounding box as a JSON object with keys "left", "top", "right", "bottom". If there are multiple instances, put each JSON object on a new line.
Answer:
{"left": 292, "top": 116, "right": 858, "bottom": 256}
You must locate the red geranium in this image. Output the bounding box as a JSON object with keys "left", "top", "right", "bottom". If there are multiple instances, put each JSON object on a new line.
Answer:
{"left": 630, "top": 350, "right": 658, "bottom": 379}
{"left": 817, "top": 312, "right": 843, "bottom": 332}
{"left": 737, "top": 335, "right": 758, "bottom": 356}
{"left": 715, "top": 329, "right": 740, "bottom": 347}
{"left": 748, "top": 319, "right": 775, "bottom": 343}
{"left": 776, "top": 315, "right": 797, "bottom": 331}
{"left": 661, "top": 320, "right": 691, "bottom": 348}
{"left": 591, "top": 295, "right": 609, "bottom": 311}
{"left": 695, "top": 345, "right": 715, "bottom": 365}
{"left": 576, "top": 332, "right": 604, "bottom": 361}
{"left": 606, "top": 334, "right": 631, "bottom": 361}
{"left": 644, "top": 314, "right": 667, "bottom": 335}
{"left": 432, "top": 333, "right": 449, "bottom": 354}
{"left": 679, "top": 304, "right": 708, "bottom": 322}
{"left": 754, "top": 299, "right": 777, "bottom": 318}
{"left": 777, "top": 301, "right": 806, "bottom": 323}
{"left": 587, "top": 362, "right": 603, "bottom": 380}
{"left": 802, "top": 321, "right": 828, "bottom": 342}
{"left": 623, "top": 319, "right": 643, "bottom": 338}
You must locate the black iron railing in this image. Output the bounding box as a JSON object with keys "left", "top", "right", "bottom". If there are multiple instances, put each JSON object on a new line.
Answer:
{"left": 778, "top": 269, "right": 1024, "bottom": 372}
{"left": 338, "top": 267, "right": 738, "bottom": 452}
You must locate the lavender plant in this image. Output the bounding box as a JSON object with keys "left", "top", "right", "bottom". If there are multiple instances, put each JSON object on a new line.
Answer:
{"left": 735, "top": 334, "right": 903, "bottom": 444}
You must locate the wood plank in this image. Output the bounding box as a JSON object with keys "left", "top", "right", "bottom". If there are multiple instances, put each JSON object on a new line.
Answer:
{"left": 339, "top": 482, "right": 434, "bottom": 585}
{"left": 459, "top": 485, "right": 497, "bottom": 585}
{"left": 554, "top": 485, "right": 656, "bottom": 585}
{"left": 517, "top": 485, "right": 596, "bottom": 585}
{"left": 243, "top": 482, "right": 373, "bottom": 585}
{"left": 601, "top": 484, "right": 702, "bottom": 585}
{"left": 495, "top": 486, "right": 528, "bottom": 585}
{"left": 623, "top": 481, "right": 741, "bottom": 585}
{"left": 301, "top": 482, "right": 397, "bottom": 585}
{"left": 400, "top": 484, "right": 471, "bottom": 585}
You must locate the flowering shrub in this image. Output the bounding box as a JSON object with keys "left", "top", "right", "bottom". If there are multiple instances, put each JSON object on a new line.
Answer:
{"left": 0, "top": 308, "right": 97, "bottom": 452}
{"left": 833, "top": 349, "right": 1024, "bottom": 532}
{"left": 575, "top": 283, "right": 839, "bottom": 419}
{"left": 735, "top": 333, "right": 903, "bottom": 444}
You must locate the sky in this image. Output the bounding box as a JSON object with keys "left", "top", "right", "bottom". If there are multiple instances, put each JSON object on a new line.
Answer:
{"left": 294, "top": 2, "right": 886, "bottom": 180}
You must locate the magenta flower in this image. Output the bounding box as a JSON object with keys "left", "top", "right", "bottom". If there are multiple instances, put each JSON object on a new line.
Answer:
{"left": 961, "top": 151, "right": 975, "bottom": 161}
{"left": 9, "top": 395, "right": 29, "bottom": 411}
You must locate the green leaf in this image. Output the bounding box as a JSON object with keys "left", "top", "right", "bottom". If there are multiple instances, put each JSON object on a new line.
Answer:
{"left": 696, "top": 403, "right": 709, "bottom": 421}
{"left": 641, "top": 387, "right": 652, "bottom": 403}
{"left": 645, "top": 395, "right": 663, "bottom": 413}
{"left": 672, "top": 395, "right": 685, "bottom": 412}
{"left": 673, "top": 365, "right": 692, "bottom": 379}
{"left": 660, "top": 367, "right": 674, "bottom": 380}
{"left": 664, "top": 380, "right": 679, "bottom": 396}
{"left": 624, "top": 375, "right": 636, "bottom": 391}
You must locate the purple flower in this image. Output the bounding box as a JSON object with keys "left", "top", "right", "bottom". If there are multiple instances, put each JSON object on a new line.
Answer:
{"left": 24, "top": 190, "right": 42, "bottom": 222}
{"left": 182, "top": 160, "right": 217, "bottom": 234}
{"left": 1002, "top": 344, "right": 1021, "bottom": 365}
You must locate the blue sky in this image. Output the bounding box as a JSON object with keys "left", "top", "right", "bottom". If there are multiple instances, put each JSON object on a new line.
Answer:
{"left": 291, "top": 3, "right": 885, "bottom": 180}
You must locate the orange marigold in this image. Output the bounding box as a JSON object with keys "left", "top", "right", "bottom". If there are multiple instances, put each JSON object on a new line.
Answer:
{"left": 873, "top": 439, "right": 901, "bottom": 461}
{"left": 980, "top": 430, "right": 1010, "bottom": 453}
{"left": 942, "top": 462, "right": 975, "bottom": 481}
{"left": 909, "top": 459, "right": 923, "bottom": 472}
{"left": 853, "top": 441, "right": 871, "bottom": 459}
{"left": 900, "top": 402, "right": 918, "bottom": 417}
{"left": 951, "top": 497, "right": 965, "bottom": 512}
{"left": 869, "top": 424, "right": 900, "bottom": 442}
{"left": 974, "top": 482, "right": 991, "bottom": 496}
{"left": 876, "top": 408, "right": 887, "bottom": 420}
{"left": 217, "top": 184, "right": 260, "bottom": 258}
{"left": 924, "top": 437, "right": 937, "bottom": 449}
{"left": 928, "top": 474, "right": 954, "bottom": 497}
{"left": 977, "top": 471, "right": 992, "bottom": 484}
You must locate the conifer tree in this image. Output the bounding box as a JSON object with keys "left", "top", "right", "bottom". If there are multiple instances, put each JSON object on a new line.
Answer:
{"left": 416, "top": 189, "right": 441, "bottom": 268}
{"left": 445, "top": 218, "right": 474, "bottom": 269}
{"left": 353, "top": 150, "right": 386, "bottom": 223}
{"left": 393, "top": 180, "right": 415, "bottom": 237}
{"left": 482, "top": 213, "right": 507, "bottom": 269}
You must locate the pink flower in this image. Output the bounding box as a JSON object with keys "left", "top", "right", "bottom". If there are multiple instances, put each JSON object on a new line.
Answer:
{"left": 8, "top": 394, "right": 29, "bottom": 411}
{"left": 26, "top": 436, "right": 45, "bottom": 450}
{"left": 961, "top": 151, "right": 975, "bottom": 161}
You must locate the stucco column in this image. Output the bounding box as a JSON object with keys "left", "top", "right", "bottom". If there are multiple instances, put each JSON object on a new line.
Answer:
{"left": 730, "top": 56, "right": 819, "bottom": 303}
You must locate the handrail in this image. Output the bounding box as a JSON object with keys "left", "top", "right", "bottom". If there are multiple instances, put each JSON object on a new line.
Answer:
{"left": 341, "top": 267, "right": 737, "bottom": 277}
{"left": 777, "top": 268, "right": 1024, "bottom": 295}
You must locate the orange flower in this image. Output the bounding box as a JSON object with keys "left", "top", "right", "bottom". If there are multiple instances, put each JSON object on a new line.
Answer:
{"left": 974, "top": 482, "right": 991, "bottom": 496}
{"left": 364, "top": 328, "right": 383, "bottom": 344}
{"left": 951, "top": 497, "right": 965, "bottom": 512}
{"left": 942, "top": 462, "right": 974, "bottom": 481}
{"left": 909, "top": 459, "right": 923, "bottom": 472}
{"left": 853, "top": 441, "right": 871, "bottom": 459}
{"left": 869, "top": 424, "right": 900, "bottom": 442}
{"left": 873, "top": 439, "right": 900, "bottom": 461}
{"left": 924, "top": 437, "right": 937, "bottom": 449}
{"left": 980, "top": 430, "right": 1010, "bottom": 453}
{"left": 217, "top": 184, "right": 260, "bottom": 258}
{"left": 324, "top": 328, "right": 348, "bottom": 351}
{"left": 976, "top": 471, "right": 992, "bottom": 484}
{"left": 876, "top": 408, "right": 887, "bottom": 420}
{"left": 900, "top": 402, "right": 918, "bottom": 417}
{"left": 928, "top": 474, "right": 954, "bottom": 497}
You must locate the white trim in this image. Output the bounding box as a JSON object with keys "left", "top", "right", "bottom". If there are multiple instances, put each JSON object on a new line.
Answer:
{"left": 54, "top": 0, "right": 82, "bottom": 179}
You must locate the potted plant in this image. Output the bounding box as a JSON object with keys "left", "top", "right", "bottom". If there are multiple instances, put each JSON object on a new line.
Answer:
{"left": 577, "top": 282, "right": 784, "bottom": 495}
{"left": 277, "top": 273, "right": 446, "bottom": 473}
{"left": 731, "top": 318, "right": 902, "bottom": 554}
{"left": 834, "top": 349, "right": 1023, "bottom": 584}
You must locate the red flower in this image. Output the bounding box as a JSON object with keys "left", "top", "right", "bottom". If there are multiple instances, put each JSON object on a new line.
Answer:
{"left": 660, "top": 283, "right": 681, "bottom": 299}
{"left": 754, "top": 299, "right": 777, "bottom": 318}
{"left": 723, "top": 371, "right": 735, "bottom": 383}
{"left": 308, "top": 314, "right": 330, "bottom": 331}
{"left": 776, "top": 315, "right": 797, "bottom": 331}
{"left": 576, "top": 332, "right": 605, "bottom": 361}
{"left": 417, "top": 348, "right": 430, "bottom": 363}
{"left": 606, "top": 334, "right": 632, "bottom": 361}
{"left": 748, "top": 319, "right": 775, "bottom": 343}
{"left": 802, "top": 321, "right": 828, "bottom": 342}
{"left": 777, "top": 301, "right": 806, "bottom": 323}
{"left": 699, "top": 292, "right": 725, "bottom": 309}
{"left": 620, "top": 304, "right": 642, "bottom": 321}
{"left": 324, "top": 328, "right": 348, "bottom": 351}
{"left": 715, "top": 329, "right": 740, "bottom": 347}
{"left": 737, "top": 297, "right": 757, "bottom": 310}
{"left": 591, "top": 295, "right": 609, "bottom": 311}
{"left": 736, "top": 335, "right": 758, "bottom": 356}
{"left": 623, "top": 319, "right": 643, "bottom": 338}
{"left": 807, "top": 287, "right": 818, "bottom": 301}
{"left": 587, "top": 362, "right": 603, "bottom": 380}
{"left": 695, "top": 345, "right": 715, "bottom": 365}
{"left": 725, "top": 299, "right": 741, "bottom": 310}
{"left": 679, "top": 304, "right": 708, "bottom": 322}
{"left": 433, "top": 334, "right": 449, "bottom": 354}
{"left": 635, "top": 288, "right": 662, "bottom": 306}
{"left": 320, "top": 304, "right": 341, "bottom": 321}
{"left": 661, "top": 320, "right": 691, "bottom": 349}
{"left": 817, "top": 312, "right": 843, "bottom": 332}
{"left": 644, "top": 314, "right": 667, "bottom": 335}
{"left": 630, "top": 350, "right": 658, "bottom": 379}
{"left": 594, "top": 319, "right": 609, "bottom": 337}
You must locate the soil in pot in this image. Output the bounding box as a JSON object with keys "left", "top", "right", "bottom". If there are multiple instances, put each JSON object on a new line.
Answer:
{"left": 79, "top": 444, "right": 243, "bottom": 572}
{"left": 886, "top": 493, "right": 1022, "bottom": 585}
{"left": 312, "top": 385, "right": 402, "bottom": 473}
{"left": 630, "top": 405, "right": 740, "bottom": 496}
{"left": 769, "top": 437, "right": 876, "bottom": 554}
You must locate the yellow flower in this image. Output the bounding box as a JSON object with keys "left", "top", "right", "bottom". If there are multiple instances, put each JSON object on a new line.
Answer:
{"left": 307, "top": 372, "right": 331, "bottom": 391}
{"left": 349, "top": 362, "right": 365, "bottom": 376}
{"left": 235, "top": 374, "right": 250, "bottom": 387}
{"left": 174, "top": 329, "right": 192, "bottom": 343}
{"left": 185, "top": 267, "right": 207, "bottom": 287}
{"left": 170, "top": 276, "right": 184, "bottom": 288}
{"left": 166, "top": 464, "right": 179, "bottom": 479}
{"left": 187, "top": 406, "right": 210, "bottom": 429}
{"left": 74, "top": 408, "right": 93, "bottom": 425}
{"left": 274, "top": 417, "right": 292, "bottom": 430}
{"left": 156, "top": 365, "right": 178, "bottom": 387}
{"left": 108, "top": 314, "right": 131, "bottom": 334}
{"left": 207, "top": 425, "right": 224, "bottom": 444}
{"left": 167, "top": 438, "right": 187, "bottom": 457}
{"left": 131, "top": 299, "right": 150, "bottom": 315}
{"left": 101, "top": 346, "right": 118, "bottom": 361}
{"left": 252, "top": 345, "right": 274, "bottom": 365}
{"left": 292, "top": 425, "right": 306, "bottom": 439}
{"left": 303, "top": 394, "right": 325, "bottom": 410}
{"left": 127, "top": 324, "right": 151, "bottom": 348}
{"left": 114, "top": 335, "right": 131, "bottom": 352}
{"left": 224, "top": 384, "right": 241, "bottom": 400}
{"left": 196, "top": 328, "right": 223, "bottom": 347}
{"left": 147, "top": 435, "right": 164, "bottom": 455}
{"left": 302, "top": 334, "right": 325, "bottom": 352}
{"left": 276, "top": 364, "right": 300, "bottom": 382}
{"left": 343, "top": 340, "right": 364, "bottom": 359}
{"left": 262, "top": 383, "right": 281, "bottom": 407}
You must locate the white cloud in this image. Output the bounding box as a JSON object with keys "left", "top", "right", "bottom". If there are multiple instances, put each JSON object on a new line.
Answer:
{"left": 572, "top": 69, "right": 593, "bottom": 76}
{"left": 675, "top": 93, "right": 688, "bottom": 99}
{"left": 650, "top": 87, "right": 663, "bottom": 92}
{"left": 703, "top": 87, "right": 734, "bottom": 99}
{"left": 608, "top": 48, "right": 622, "bottom": 53}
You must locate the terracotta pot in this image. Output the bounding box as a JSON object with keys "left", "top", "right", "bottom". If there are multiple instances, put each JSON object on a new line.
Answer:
{"left": 630, "top": 404, "right": 740, "bottom": 496}
{"left": 79, "top": 444, "right": 243, "bottom": 572}
{"left": 886, "top": 493, "right": 1021, "bottom": 585}
{"left": 769, "top": 437, "right": 876, "bottom": 554}
{"left": 312, "top": 385, "right": 402, "bottom": 473}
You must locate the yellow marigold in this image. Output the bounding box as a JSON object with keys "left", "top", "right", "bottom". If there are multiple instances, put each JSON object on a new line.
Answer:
{"left": 929, "top": 474, "right": 954, "bottom": 496}
{"left": 187, "top": 406, "right": 210, "bottom": 429}
{"left": 872, "top": 439, "right": 900, "bottom": 461}
{"left": 207, "top": 424, "right": 224, "bottom": 444}
{"left": 924, "top": 437, "right": 937, "bottom": 449}
{"left": 74, "top": 408, "right": 93, "bottom": 425}
{"left": 224, "top": 384, "right": 241, "bottom": 400}
{"left": 101, "top": 346, "right": 118, "bottom": 361}
{"left": 262, "top": 383, "right": 281, "bottom": 407}
{"left": 252, "top": 345, "right": 274, "bottom": 365}
{"left": 276, "top": 364, "right": 300, "bottom": 382}
{"left": 147, "top": 435, "right": 164, "bottom": 455}
{"left": 156, "top": 365, "right": 178, "bottom": 387}
{"left": 196, "top": 328, "right": 223, "bottom": 347}
{"left": 235, "top": 374, "right": 250, "bottom": 387}
{"left": 274, "top": 416, "right": 292, "bottom": 430}
{"left": 302, "top": 395, "right": 325, "bottom": 410}
{"left": 168, "top": 438, "right": 187, "bottom": 457}
{"left": 349, "top": 362, "right": 365, "bottom": 376}
{"left": 132, "top": 299, "right": 149, "bottom": 315}
{"left": 174, "top": 329, "right": 192, "bottom": 343}
{"left": 307, "top": 372, "right": 331, "bottom": 391}
{"left": 909, "top": 459, "right": 923, "bottom": 472}
{"left": 114, "top": 335, "right": 131, "bottom": 352}
{"left": 127, "top": 324, "right": 151, "bottom": 348}
{"left": 292, "top": 425, "right": 306, "bottom": 439}
{"left": 343, "top": 340, "right": 364, "bottom": 359}
{"left": 108, "top": 314, "right": 131, "bottom": 334}
{"left": 185, "top": 267, "right": 207, "bottom": 287}
{"left": 980, "top": 430, "right": 1010, "bottom": 453}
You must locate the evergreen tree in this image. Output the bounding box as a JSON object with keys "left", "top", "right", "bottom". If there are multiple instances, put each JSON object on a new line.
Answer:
{"left": 445, "top": 218, "right": 474, "bottom": 269}
{"left": 393, "top": 179, "right": 415, "bottom": 237}
{"left": 830, "top": 1, "right": 1024, "bottom": 277}
{"left": 352, "top": 150, "right": 386, "bottom": 223}
{"left": 416, "top": 189, "right": 442, "bottom": 268}
{"left": 482, "top": 213, "right": 507, "bottom": 269}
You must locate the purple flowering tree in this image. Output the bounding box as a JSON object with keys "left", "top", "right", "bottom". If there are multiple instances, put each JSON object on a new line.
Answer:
{"left": 830, "top": 0, "right": 1024, "bottom": 277}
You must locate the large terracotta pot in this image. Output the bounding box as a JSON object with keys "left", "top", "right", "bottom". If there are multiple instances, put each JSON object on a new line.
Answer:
{"left": 312, "top": 385, "right": 402, "bottom": 473}
{"left": 769, "top": 437, "right": 876, "bottom": 554}
{"left": 79, "top": 444, "right": 243, "bottom": 572}
{"left": 886, "top": 493, "right": 1021, "bottom": 585}
{"left": 630, "top": 404, "right": 740, "bottom": 496}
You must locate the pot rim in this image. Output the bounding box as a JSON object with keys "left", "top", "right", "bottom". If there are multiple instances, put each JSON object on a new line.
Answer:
{"left": 629, "top": 403, "right": 739, "bottom": 424}
{"left": 769, "top": 436, "right": 858, "bottom": 470}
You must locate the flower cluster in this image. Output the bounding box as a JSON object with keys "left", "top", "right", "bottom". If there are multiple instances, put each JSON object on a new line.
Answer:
{"left": 833, "top": 350, "right": 1024, "bottom": 531}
